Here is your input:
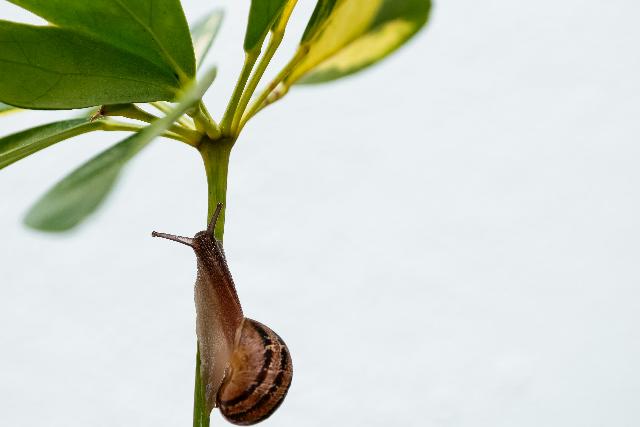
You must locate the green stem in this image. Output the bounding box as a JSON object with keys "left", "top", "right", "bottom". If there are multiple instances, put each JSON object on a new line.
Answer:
{"left": 100, "top": 104, "right": 200, "bottom": 142}
{"left": 230, "top": 32, "right": 284, "bottom": 136}
{"left": 161, "top": 131, "right": 196, "bottom": 145}
{"left": 221, "top": 50, "right": 261, "bottom": 135}
{"left": 98, "top": 119, "right": 142, "bottom": 133}
{"left": 150, "top": 102, "right": 195, "bottom": 129}
{"left": 193, "top": 136, "right": 235, "bottom": 427}
{"left": 189, "top": 101, "right": 221, "bottom": 140}
{"left": 230, "top": 1, "right": 299, "bottom": 136}
{"left": 200, "top": 138, "right": 234, "bottom": 236}
{"left": 239, "top": 47, "right": 307, "bottom": 132}
{"left": 149, "top": 101, "right": 172, "bottom": 115}
{"left": 193, "top": 346, "right": 208, "bottom": 427}
{"left": 169, "top": 124, "right": 201, "bottom": 143}
{"left": 99, "top": 119, "right": 191, "bottom": 145}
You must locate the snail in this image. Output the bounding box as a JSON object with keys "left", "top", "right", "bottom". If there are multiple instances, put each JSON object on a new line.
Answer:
{"left": 152, "top": 203, "right": 293, "bottom": 425}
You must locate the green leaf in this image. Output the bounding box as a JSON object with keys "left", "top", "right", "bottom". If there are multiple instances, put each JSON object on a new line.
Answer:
{"left": 0, "top": 20, "right": 179, "bottom": 109}
{"left": 287, "top": 0, "right": 431, "bottom": 84}
{"left": 0, "top": 102, "right": 19, "bottom": 115}
{"left": 191, "top": 10, "right": 224, "bottom": 69}
{"left": 7, "top": 0, "right": 195, "bottom": 82}
{"left": 0, "top": 118, "right": 103, "bottom": 170}
{"left": 24, "top": 67, "right": 218, "bottom": 232}
{"left": 244, "top": 0, "right": 288, "bottom": 52}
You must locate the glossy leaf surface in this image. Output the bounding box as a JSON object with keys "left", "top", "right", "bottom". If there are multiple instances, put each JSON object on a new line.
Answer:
{"left": 24, "top": 67, "right": 218, "bottom": 232}
{"left": 244, "top": 0, "right": 288, "bottom": 51}
{"left": 8, "top": 0, "right": 195, "bottom": 81}
{"left": 191, "top": 9, "right": 224, "bottom": 69}
{"left": 0, "top": 20, "right": 179, "bottom": 109}
{"left": 0, "top": 119, "right": 102, "bottom": 170}
{"left": 288, "top": 0, "right": 431, "bottom": 84}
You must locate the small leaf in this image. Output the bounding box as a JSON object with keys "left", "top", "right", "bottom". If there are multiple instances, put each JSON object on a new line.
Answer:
{"left": 23, "top": 157, "right": 122, "bottom": 231}
{"left": 8, "top": 0, "right": 195, "bottom": 81}
{"left": 0, "top": 118, "right": 103, "bottom": 170}
{"left": 244, "top": 0, "right": 289, "bottom": 52}
{"left": 287, "top": 0, "right": 431, "bottom": 84}
{"left": 191, "top": 10, "right": 224, "bottom": 69}
{"left": 0, "top": 20, "right": 179, "bottom": 109}
{"left": 24, "top": 67, "right": 218, "bottom": 232}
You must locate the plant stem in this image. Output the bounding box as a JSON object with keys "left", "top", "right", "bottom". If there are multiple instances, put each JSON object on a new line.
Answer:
{"left": 239, "top": 47, "right": 307, "bottom": 132}
{"left": 221, "top": 50, "right": 261, "bottom": 135}
{"left": 189, "top": 101, "right": 221, "bottom": 140}
{"left": 169, "top": 124, "right": 201, "bottom": 143}
{"left": 193, "top": 346, "right": 208, "bottom": 427}
{"left": 99, "top": 119, "right": 192, "bottom": 145}
{"left": 200, "top": 138, "right": 234, "bottom": 236}
{"left": 229, "top": 32, "right": 284, "bottom": 137}
{"left": 97, "top": 120, "right": 138, "bottom": 133}
{"left": 100, "top": 104, "right": 201, "bottom": 142}
{"left": 230, "top": 1, "right": 299, "bottom": 136}
{"left": 150, "top": 102, "right": 195, "bottom": 129}
{"left": 198, "top": 102, "right": 217, "bottom": 131}
{"left": 149, "top": 101, "right": 172, "bottom": 115}
{"left": 193, "top": 136, "right": 235, "bottom": 427}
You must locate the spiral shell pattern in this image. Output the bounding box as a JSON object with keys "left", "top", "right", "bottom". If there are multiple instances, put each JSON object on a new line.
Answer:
{"left": 217, "top": 319, "right": 293, "bottom": 425}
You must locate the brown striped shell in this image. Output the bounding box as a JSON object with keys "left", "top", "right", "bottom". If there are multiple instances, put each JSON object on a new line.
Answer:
{"left": 217, "top": 318, "right": 293, "bottom": 425}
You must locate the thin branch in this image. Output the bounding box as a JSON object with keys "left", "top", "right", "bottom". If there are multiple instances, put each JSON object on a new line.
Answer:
{"left": 230, "top": 0, "right": 299, "bottom": 136}
{"left": 150, "top": 101, "right": 195, "bottom": 129}
{"left": 239, "top": 47, "right": 307, "bottom": 133}
{"left": 220, "top": 49, "right": 261, "bottom": 134}
{"left": 99, "top": 119, "right": 195, "bottom": 146}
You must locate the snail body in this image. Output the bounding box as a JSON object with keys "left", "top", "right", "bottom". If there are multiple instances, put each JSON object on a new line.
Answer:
{"left": 153, "top": 204, "right": 292, "bottom": 425}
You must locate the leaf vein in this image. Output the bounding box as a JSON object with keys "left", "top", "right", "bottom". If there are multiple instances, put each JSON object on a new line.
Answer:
{"left": 0, "top": 57, "right": 174, "bottom": 91}
{"left": 26, "top": 74, "right": 63, "bottom": 104}
{"left": 8, "top": 31, "right": 31, "bottom": 65}
{"left": 112, "top": 0, "right": 185, "bottom": 80}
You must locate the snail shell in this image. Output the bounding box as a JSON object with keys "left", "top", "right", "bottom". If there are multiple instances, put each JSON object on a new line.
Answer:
{"left": 153, "top": 203, "right": 293, "bottom": 425}
{"left": 218, "top": 318, "right": 293, "bottom": 425}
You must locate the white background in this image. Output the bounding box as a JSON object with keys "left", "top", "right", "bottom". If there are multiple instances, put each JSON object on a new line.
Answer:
{"left": 1, "top": 1, "right": 639, "bottom": 426}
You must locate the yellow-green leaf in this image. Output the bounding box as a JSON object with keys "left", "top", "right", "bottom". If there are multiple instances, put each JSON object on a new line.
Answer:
{"left": 299, "top": 0, "right": 338, "bottom": 43}
{"left": 287, "top": 0, "right": 432, "bottom": 85}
